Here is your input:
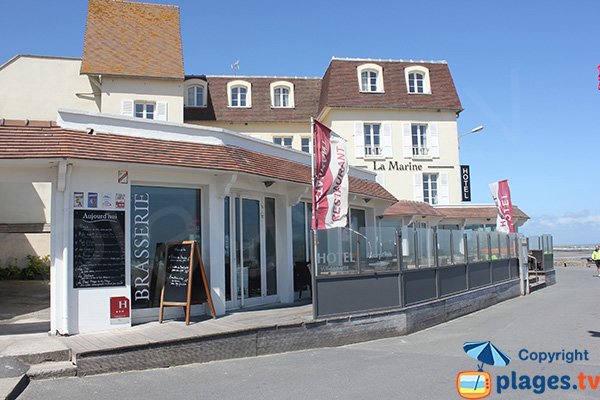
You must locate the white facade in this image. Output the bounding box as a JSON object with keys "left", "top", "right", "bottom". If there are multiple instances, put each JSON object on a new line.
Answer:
{"left": 0, "top": 56, "right": 99, "bottom": 121}
{"left": 4, "top": 110, "right": 387, "bottom": 334}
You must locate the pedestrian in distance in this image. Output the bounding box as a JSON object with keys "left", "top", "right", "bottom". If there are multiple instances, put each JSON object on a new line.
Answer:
{"left": 592, "top": 245, "right": 600, "bottom": 277}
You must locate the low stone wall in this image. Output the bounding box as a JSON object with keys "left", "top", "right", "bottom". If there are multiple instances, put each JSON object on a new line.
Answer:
{"left": 75, "top": 278, "right": 521, "bottom": 376}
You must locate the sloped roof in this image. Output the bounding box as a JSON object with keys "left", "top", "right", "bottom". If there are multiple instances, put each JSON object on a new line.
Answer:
{"left": 318, "top": 59, "right": 462, "bottom": 113}
{"left": 80, "top": 0, "right": 184, "bottom": 79}
{"left": 434, "top": 205, "right": 529, "bottom": 220}
{"left": 184, "top": 76, "right": 321, "bottom": 123}
{"left": 0, "top": 120, "right": 396, "bottom": 202}
{"left": 384, "top": 200, "right": 444, "bottom": 217}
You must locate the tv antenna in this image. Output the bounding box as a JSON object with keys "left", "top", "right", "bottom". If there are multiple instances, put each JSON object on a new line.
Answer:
{"left": 231, "top": 60, "right": 240, "bottom": 76}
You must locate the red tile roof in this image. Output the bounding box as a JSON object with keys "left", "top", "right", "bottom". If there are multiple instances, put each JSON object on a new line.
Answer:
{"left": 384, "top": 202, "right": 529, "bottom": 220}
{"left": 184, "top": 76, "right": 321, "bottom": 123}
{"left": 384, "top": 200, "right": 444, "bottom": 217}
{"left": 319, "top": 59, "right": 462, "bottom": 113}
{"left": 81, "top": 0, "right": 184, "bottom": 79}
{"left": 0, "top": 120, "right": 396, "bottom": 202}
{"left": 434, "top": 205, "right": 529, "bottom": 220}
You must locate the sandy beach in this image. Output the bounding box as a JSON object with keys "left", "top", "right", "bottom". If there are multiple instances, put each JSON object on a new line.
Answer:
{"left": 553, "top": 249, "right": 594, "bottom": 268}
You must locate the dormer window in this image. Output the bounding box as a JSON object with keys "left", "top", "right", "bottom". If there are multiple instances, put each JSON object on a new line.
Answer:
{"left": 227, "top": 80, "right": 252, "bottom": 108}
{"left": 356, "top": 63, "right": 384, "bottom": 93}
{"left": 405, "top": 66, "right": 431, "bottom": 94}
{"left": 185, "top": 79, "right": 207, "bottom": 107}
{"left": 408, "top": 72, "right": 424, "bottom": 93}
{"left": 270, "top": 81, "right": 295, "bottom": 108}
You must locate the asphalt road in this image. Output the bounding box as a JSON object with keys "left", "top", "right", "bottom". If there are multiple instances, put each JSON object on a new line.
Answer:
{"left": 21, "top": 267, "right": 600, "bottom": 399}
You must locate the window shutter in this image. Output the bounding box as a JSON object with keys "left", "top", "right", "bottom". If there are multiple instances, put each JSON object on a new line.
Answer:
{"left": 156, "top": 102, "right": 168, "bottom": 121}
{"left": 354, "top": 122, "right": 365, "bottom": 159}
{"left": 413, "top": 172, "right": 424, "bottom": 202}
{"left": 403, "top": 123, "right": 412, "bottom": 159}
{"left": 429, "top": 123, "right": 439, "bottom": 158}
{"left": 439, "top": 172, "right": 449, "bottom": 205}
{"left": 121, "top": 100, "right": 134, "bottom": 117}
{"left": 382, "top": 122, "right": 393, "bottom": 158}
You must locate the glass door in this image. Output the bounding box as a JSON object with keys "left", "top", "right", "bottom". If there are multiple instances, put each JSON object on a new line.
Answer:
{"left": 228, "top": 195, "right": 278, "bottom": 309}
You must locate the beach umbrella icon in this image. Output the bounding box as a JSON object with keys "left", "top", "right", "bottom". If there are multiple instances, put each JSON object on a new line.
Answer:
{"left": 463, "top": 341, "right": 511, "bottom": 371}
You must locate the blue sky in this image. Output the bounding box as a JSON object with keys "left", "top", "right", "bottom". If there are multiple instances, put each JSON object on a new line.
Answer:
{"left": 1, "top": 0, "right": 598, "bottom": 244}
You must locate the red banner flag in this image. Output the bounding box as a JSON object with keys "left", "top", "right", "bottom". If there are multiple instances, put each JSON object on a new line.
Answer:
{"left": 489, "top": 179, "right": 515, "bottom": 233}
{"left": 312, "top": 120, "right": 348, "bottom": 230}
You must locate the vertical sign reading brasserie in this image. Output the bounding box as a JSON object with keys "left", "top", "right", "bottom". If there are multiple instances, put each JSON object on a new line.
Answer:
{"left": 73, "top": 210, "right": 125, "bottom": 288}
{"left": 461, "top": 165, "right": 471, "bottom": 202}
{"left": 131, "top": 191, "right": 152, "bottom": 309}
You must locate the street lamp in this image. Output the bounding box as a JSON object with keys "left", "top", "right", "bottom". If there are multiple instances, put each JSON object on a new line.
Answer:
{"left": 459, "top": 125, "right": 484, "bottom": 140}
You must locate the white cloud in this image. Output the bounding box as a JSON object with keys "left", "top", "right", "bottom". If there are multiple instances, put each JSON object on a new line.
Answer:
{"left": 528, "top": 211, "right": 600, "bottom": 228}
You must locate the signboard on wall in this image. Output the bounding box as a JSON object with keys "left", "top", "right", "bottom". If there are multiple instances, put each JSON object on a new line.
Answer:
{"left": 73, "top": 210, "right": 126, "bottom": 288}
{"left": 461, "top": 165, "right": 471, "bottom": 202}
{"left": 110, "top": 296, "right": 130, "bottom": 324}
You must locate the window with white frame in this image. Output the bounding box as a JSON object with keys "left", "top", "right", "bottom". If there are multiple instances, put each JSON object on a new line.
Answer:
{"left": 270, "top": 81, "right": 295, "bottom": 108}
{"left": 405, "top": 66, "right": 431, "bottom": 94}
{"left": 227, "top": 80, "right": 252, "bottom": 107}
{"left": 301, "top": 137, "right": 311, "bottom": 153}
{"left": 135, "top": 102, "right": 155, "bottom": 119}
{"left": 412, "top": 124, "right": 429, "bottom": 156}
{"left": 273, "top": 137, "right": 293, "bottom": 148}
{"left": 423, "top": 173, "right": 438, "bottom": 205}
{"left": 357, "top": 63, "right": 384, "bottom": 93}
{"left": 363, "top": 123, "right": 382, "bottom": 157}
{"left": 185, "top": 81, "right": 207, "bottom": 107}
{"left": 408, "top": 72, "right": 424, "bottom": 93}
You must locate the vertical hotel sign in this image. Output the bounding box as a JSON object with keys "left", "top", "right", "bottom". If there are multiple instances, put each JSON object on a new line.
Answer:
{"left": 461, "top": 165, "right": 471, "bottom": 202}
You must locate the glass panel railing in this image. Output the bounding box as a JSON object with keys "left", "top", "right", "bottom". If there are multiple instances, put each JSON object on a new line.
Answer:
{"left": 478, "top": 231, "right": 490, "bottom": 261}
{"left": 490, "top": 232, "right": 501, "bottom": 260}
{"left": 316, "top": 227, "right": 358, "bottom": 276}
{"left": 401, "top": 226, "right": 416, "bottom": 270}
{"left": 452, "top": 230, "right": 466, "bottom": 264}
{"left": 358, "top": 227, "right": 399, "bottom": 273}
{"left": 416, "top": 227, "right": 435, "bottom": 268}
{"left": 499, "top": 234, "right": 508, "bottom": 259}
{"left": 437, "top": 228, "right": 452, "bottom": 267}
{"left": 466, "top": 230, "right": 480, "bottom": 263}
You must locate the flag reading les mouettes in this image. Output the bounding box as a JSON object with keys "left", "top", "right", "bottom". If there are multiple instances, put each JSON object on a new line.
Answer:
{"left": 489, "top": 179, "right": 515, "bottom": 233}
{"left": 312, "top": 120, "right": 348, "bottom": 230}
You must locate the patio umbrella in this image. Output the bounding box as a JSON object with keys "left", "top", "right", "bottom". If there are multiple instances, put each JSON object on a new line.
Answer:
{"left": 463, "top": 341, "right": 511, "bottom": 370}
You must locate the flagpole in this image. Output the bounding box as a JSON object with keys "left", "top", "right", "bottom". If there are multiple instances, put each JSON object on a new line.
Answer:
{"left": 310, "top": 117, "right": 318, "bottom": 320}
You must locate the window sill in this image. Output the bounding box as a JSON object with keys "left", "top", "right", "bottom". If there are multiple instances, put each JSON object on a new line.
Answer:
{"left": 359, "top": 90, "right": 385, "bottom": 94}
{"left": 364, "top": 154, "right": 386, "bottom": 160}
{"left": 227, "top": 106, "right": 252, "bottom": 109}
{"left": 412, "top": 155, "right": 434, "bottom": 161}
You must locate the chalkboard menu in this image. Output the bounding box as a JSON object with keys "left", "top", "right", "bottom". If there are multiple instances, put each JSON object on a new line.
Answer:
{"left": 159, "top": 241, "right": 215, "bottom": 324}
{"left": 163, "top": 243, "right": 193, "bottom": 303}
{"left": 73, "top": 210, "right": 125, "bottom": 288}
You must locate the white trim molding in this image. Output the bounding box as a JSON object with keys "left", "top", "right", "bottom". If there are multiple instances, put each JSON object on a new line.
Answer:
{"left": 270, "top": 81, "right": 295, "bottom": 108}
{"left": 226, "top": 80, "right": 252, "bottom": 108}
{"left": 405, "top": 65, "right": 431, "bottom": 94}
{"left": 356, "top": 63, "right": 384, "bottom": 93}
{"left": 184, "top": 78, "right": 208, "bottom": 107}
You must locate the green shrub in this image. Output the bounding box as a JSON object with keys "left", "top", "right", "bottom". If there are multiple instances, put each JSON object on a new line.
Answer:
{"left": 21, "top": 255, "right": 50, "bottom": 280}
{"left": 0, "top": 255, "right": 50, "bottom": 280}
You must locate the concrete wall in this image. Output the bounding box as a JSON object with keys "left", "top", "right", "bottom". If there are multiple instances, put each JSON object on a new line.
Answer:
{"left": 192, "top": 121, "right": 311, "bottom": 151}
{"left": 323, "top": 108, "right": 461, "bottom": 203}
{"left": 101, "top": 77, "right": 184, "bottom": 123}
{"left": 0, "top": 56, "right": 99, "bottom": 120}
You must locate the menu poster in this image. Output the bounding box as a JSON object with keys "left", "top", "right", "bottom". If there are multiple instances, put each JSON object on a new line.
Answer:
{"left": 73, "top": 210, "right": 125, "bottom": 288}
{"left": 88, "top": 192, "right": 98, "bottom": 208}
{"left": 74, "top": 192, "right": 84, "bottom": 208}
